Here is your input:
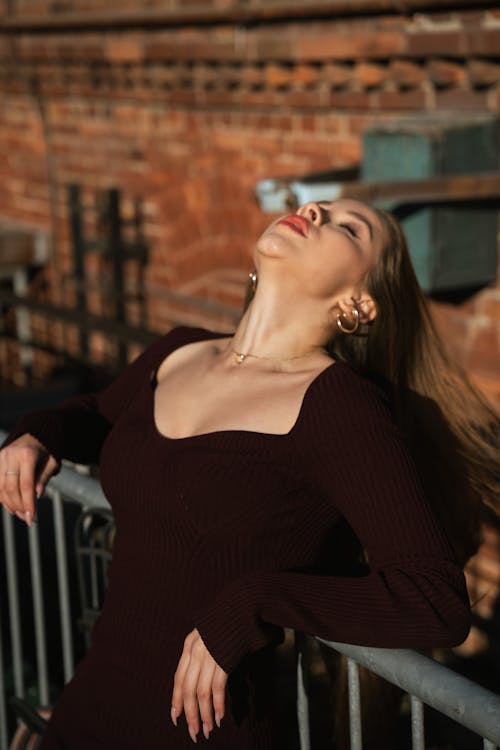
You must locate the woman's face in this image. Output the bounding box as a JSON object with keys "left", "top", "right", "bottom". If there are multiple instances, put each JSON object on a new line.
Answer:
{"left": 255, "top": 199, "right": 386, "bottom": 302}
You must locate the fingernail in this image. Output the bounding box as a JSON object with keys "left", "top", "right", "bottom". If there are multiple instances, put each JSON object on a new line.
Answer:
{"left": 215, "top": 712, "right": 221, "bottom": 728}
{"left": 170, "top": 706, "right": 177, "bottom": 727}
{"left": 203, "top": 722, "right": 210, "bottom": 740}
{"left": 188, "top": 725, "right": 198, "bottom": 743}
{"left": 24, "top": 512, "right": 32, "bottom": 528}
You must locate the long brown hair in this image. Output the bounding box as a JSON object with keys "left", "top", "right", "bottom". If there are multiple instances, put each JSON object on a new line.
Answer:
{"left": 331, "top": 206, "right": 499, "bottom": 564}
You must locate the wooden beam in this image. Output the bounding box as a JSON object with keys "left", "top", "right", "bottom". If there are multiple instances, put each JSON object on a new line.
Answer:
{"left": 0, "top": 0, "right": 492, "bottom": 32}
{"left": 338, "top": 172, "right": 500, "bottom": 206}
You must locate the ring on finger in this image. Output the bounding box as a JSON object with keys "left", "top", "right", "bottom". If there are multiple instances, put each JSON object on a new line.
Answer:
{"left": 5, "top": 470, "right": 20, "bottom": 475}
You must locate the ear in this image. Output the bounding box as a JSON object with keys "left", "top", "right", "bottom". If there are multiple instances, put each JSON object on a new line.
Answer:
{"left": 337, "top": 295, "right": 377, "bottom": 325}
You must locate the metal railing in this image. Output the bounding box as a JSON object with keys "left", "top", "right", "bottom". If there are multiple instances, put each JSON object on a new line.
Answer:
{"left": 296, "top": 634, "right": 500, "bottom": 750}
{"left": 0, "top": 430, "right": 109, "bottom": 750}
{"left": 1, "top": 430, "right": 500, "bottom": 749}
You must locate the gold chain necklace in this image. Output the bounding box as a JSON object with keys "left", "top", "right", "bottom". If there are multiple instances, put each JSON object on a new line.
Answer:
{"left": 230, "top": 346, "right": 324, "bottom": 366}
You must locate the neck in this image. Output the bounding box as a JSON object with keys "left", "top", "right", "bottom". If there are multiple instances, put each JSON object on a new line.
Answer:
{"left": 227, "top": 277, "right": 333, "bottom": 367}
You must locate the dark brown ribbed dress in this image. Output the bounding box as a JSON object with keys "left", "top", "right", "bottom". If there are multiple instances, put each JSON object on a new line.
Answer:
{"left": 4, "top": 326, "right": 470, "bottom": 750}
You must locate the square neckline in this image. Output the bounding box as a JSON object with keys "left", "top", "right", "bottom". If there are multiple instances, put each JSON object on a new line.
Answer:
{"left": 147, "top": 331, "right": 341, "bottom": 443}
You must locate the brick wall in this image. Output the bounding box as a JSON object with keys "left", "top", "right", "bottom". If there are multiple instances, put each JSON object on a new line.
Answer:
{"left": 0, "top": 0, "right": 499, "bottom": 657}
{"left": 1, "top": 1, "right": 499, "bottom": 398}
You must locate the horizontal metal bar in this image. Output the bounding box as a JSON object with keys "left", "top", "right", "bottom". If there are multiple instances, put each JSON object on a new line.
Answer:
{"left": 1, "top": 287, "right": 240, "bottom": 335}
{"left": 45, "top": 466, "right": 109, "bottom": 510}
{"left": 318, "top": 639, "right": 500, "bottom": 746}
{"left": 0, "top": 0, "right": 489, "bottom": 32}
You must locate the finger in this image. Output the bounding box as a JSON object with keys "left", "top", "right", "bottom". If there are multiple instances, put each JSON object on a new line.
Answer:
{"left": 19, "top": 456, "right": 36, "bottom": 524}
{"left": 182, "top": 655, "right": 202, "bottom": 743}
{"left": 172, "top": 649, "right": 191, "bottom": 725}
{"left": 212, "top": 668, "right": 228, "bottom": 728}
{"left": 196, "top": 658, "right": 216, "bottom": 739}
{"left": 3, "top": 469, "right": 23, "bottom": 514}
{"left": 0, "top": 452, "right": 12, "bottom": 512}
{"left": 35, "top": 455, "right": 58, "bottom": 500}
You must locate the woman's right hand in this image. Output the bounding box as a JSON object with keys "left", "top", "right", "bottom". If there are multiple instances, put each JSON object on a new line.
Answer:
{"left": 0, "top": 434, "right": 58, "bottom": 527}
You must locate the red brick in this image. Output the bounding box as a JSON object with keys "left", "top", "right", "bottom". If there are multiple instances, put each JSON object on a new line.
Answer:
{"left": 105, "top": 36, "right": 144, "bottom": 64}
{"left": 287, "top": 89, "right": 323, "bottom": 109}
{"left": 468, "top": 59, "right": 500, "bottom": 87}
{"left": 352, "top": 62, "right": 387, "bottom": 89}
{"left": 323, "top": 62, "right": 352, "bottom": 88}
{"left": 264, "top": 63, "right": 292, "bottom": 89}
{"left": 327, "top": 90, "right": 371, "bottom": 109}
{"left": 435, "top": 87, "right": 489, "bottom": 110}
{"left": 466, "top": 28, "right": 500, "bottom": 56}
{"left": 241, "top": 64, "right": 265, "bottom": 87}
{"left": 293, "top": 63, "right": 320, "bottom": 88}
{"left": 427, "top": 59, "right": 467, "bottom": 87}
{"left": 252, "top": 32, "right": 293, "bottom": 61}
{"left": 407, "top": 30, "right": 468, "bottom": 57}
{"left": 389, "top": 59, "right": 426, "bottom": 88}
{"left": 373, "top": 87, "right": 429, "bottom": 110}
{"left": 296, "top": 30, "right": 406, "bottom": 61}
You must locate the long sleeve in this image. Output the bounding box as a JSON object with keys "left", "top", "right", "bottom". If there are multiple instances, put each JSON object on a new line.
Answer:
{"left": 196, "top": 367, "right": 471, "bottom": 674}
{"left": 1, "top": 328, "right": 191, "bottom": 465}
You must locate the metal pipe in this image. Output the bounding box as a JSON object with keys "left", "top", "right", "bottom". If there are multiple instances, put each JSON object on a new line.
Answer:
{"left": 0, "top": 606, "right": 8, "bottom": 750}
{"left": 51, "top": 488, "right": 74, "bottom": 682}
{"left": 2, "top": 509, "right": 24, "bottom": 697}
{"left": 410, "top": 695, "right": 425, "bottom": 750}
{"left": 347, "top": 658, "right": 362, "bottom": 750}
{"left": 28, "top": 524, "right": 49, "bottom": 705}
{"left": 318, "top": 640, "right": 500, "bottom": 746}
{"left": 295, "top": 633, "right": 311, "bottom": 750}
{"left": 0, "top": 0, "right": 492, "bottom": 32}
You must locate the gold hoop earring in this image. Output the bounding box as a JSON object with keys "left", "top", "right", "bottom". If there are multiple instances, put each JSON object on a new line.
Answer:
{"left": 243, "top": 269, "right": 258, "bottom": 312}
{"left": 249, "top": 270, "right": 258, "bottom": 293}
{"left": 336, "top": 305, "right": 360, "bottom": 334}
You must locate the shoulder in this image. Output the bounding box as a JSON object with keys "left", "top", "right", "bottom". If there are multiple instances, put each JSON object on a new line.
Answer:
{"left": 313, "top": 360, "right": 393, "bottom": 427}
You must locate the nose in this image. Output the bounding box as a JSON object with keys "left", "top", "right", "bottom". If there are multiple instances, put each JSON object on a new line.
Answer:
{"left": 297, "top": 202, "right": 322, "bottom": 225}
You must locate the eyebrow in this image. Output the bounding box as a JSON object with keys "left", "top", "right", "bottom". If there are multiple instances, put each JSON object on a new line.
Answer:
{"left": 318, "top": 203, "right": 374, "bottom": 241}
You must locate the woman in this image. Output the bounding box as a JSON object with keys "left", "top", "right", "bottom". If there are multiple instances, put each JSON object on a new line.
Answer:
{"left": 0, "top": 199, "right": 497, "bottom": 749}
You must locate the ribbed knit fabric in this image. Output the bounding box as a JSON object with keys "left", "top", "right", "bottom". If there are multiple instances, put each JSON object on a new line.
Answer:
{"left": 2, "top": 326, "right": 471, "bottom": 750}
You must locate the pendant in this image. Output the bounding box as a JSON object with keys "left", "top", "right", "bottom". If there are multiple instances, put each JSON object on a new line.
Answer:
{"left": 234, "top": 352, "right": 246, "bottom": 364}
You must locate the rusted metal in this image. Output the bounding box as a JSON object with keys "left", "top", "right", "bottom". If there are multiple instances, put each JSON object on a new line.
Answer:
{"left": 0, "top": 0, "right": 492, "bottom": 32}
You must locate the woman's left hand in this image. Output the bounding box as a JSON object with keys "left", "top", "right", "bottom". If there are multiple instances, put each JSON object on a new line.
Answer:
{"left": 171, "top": 628, "right": 228, "bottom": 743}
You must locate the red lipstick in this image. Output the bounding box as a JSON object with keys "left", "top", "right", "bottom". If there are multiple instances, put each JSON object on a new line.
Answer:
{"left": 277, "top": 215, "right": 308, "bottom": 237}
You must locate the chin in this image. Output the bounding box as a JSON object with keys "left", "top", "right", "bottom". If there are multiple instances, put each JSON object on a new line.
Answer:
{"left": 256, "top": 228, "right": 295, "bottom": 259}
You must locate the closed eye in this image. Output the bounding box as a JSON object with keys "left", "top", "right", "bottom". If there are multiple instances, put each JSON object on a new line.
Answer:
{"left": 339, "top": 223, "right": 359, "bottom": 238}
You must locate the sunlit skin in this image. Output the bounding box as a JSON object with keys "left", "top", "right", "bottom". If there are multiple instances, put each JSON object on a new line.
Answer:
{"left": 0, "top": 199, "right": 387, "bottom": 744}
